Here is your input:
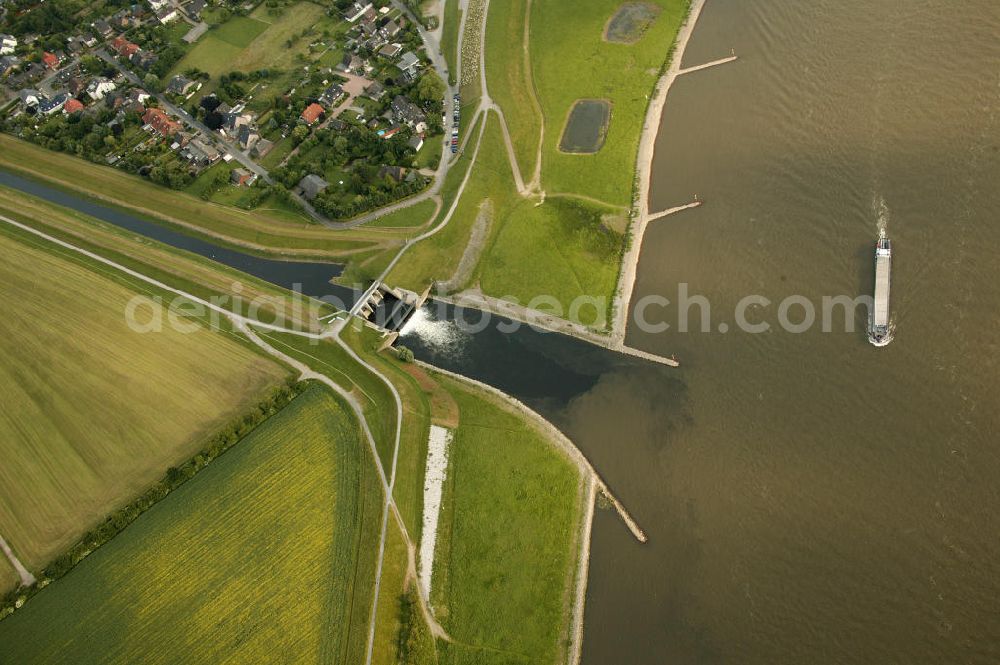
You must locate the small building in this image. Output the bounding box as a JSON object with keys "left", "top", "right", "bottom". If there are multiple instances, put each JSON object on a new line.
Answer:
{"left": 379, "top": 20, "right": 401, "bottom": 40}
{"left": 111, "top": 36, "right": 141, "bottom": 58}
{"left": 92, "top": 19, "right": 114, "bottom": 39}
{"left": 251, "top": 138, "right": 274, "bottom": 159}
{"left": 301, "top": 102, "right": 324, "bottom": 125}
{"left": 38, "top": 93, "right": 69, "bottom": 115}
{"left": 182, "top": 137, "right": 220, "bottom": 166}
{"left": 318, "top": 84, "right": 344, "bottom": 108}
{"left": 398, "top": 51, "right": 420, "bottom": 79}
{"left": 131, "top": 50, "right": 158, "bottom": 70}
{"left": 41, "top": 52, "right": 61, "bottom": 70}
{"left": 86, "top": 76, "right": 117, "bottom": 101}
{"left": 345, "top": 1, "right": 373, "bottom": 23}
{"left": 166, "top": 75, "right": 196, "bottom": 96}
{"left": 390, "top": 95, "right": 427, "bottom": 133}
{"left": 378, "top": 165, "right": 406, "bottom": 183}
{"left": 230, "top": 168, "right": 254, "bottom": 186}
{"left": 408, "top": 134, "right": 424, "bottom": 152}
{"left": 156, "top": 7, "right": 179, "bottom": 24}
{"left": 378, "top": 43, "right": 402, "bottom": 59}
{"left": 143, "top": 107, "right": 183, "bottom": 137}
{"left": 1, "top": 33, "right": 18, "bottom": 56}
{"left": 363, "top": 80, "right": 385, "bottom": 100}
{"left": 337, "top": 53, "right": 364, "bottom": 75}
{"left": 297, "top": 174, "right": 329, "bottom": 201}
{"left": 18, "top": 88, "right": 43, "bottom": 108}
{"left": 0, "top": 56, "right": 20, "bottom": 77}
{"left": 63, "top": 98, "right": 85, "bottom": 114}
{"left": 186, "top": 0, "right": 206, "bottom": 19}
{"left": 237, "top": 125, "right": 260, "bottom": 152}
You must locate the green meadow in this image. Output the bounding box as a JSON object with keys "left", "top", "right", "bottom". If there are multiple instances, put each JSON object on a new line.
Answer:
{"left": 0, "top": 386, "right": 383, "bottom": 665}
{"left": 0, "top": 227, "right": 286, "bottom": 573}
{"left": 432, "top": 375, "right": 584, "bottom": 664}
{"left": 531, "top": 0, "right": 687, "bottom": 205}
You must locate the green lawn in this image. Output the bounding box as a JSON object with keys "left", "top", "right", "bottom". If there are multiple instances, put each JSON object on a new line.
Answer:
{"left": 171, "top": 2, "right": 328, "bottom": 80}
{"left": 367, "top": 198, "right": 439, "bottom": 229}
{"left": 432, "top": 375, "right": 583, "bottom": 664}
{"left": 388, "top": 112, "right": 509, "bottom": 292}
{"left": 441, "top": 0, "right": 461, "bottom": 84}
{"left": 479, "top": 196, "right": 624, "bottom": 327}
{"left": 0, "top": 386, "right": 384, "bottom": 665}
{"left": 212, "top": 15, "right": 269, "bottom": 48}
{"left": 0, "top": 226, "right": 288, "bottom": 573}
{"left": 531, "top": 0, "right": 688, "bottom": 205}
{"left": 484, "top": 0, "right": 541, "bottom": 180}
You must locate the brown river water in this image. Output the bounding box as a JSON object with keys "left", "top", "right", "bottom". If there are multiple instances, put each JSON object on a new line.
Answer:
{"left": 569, "top": 0, "right": 1000, "bottom": 662}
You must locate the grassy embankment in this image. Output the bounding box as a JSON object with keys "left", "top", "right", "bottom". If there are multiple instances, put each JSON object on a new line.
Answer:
{"left": 432, "top": 374, "right": 585, "bottom": 665}
{"left": 253, "top": 326, "right": 399, "bottom": 474}
{"left": 0, "top": 135, "right": 405, "bottom": 258}
{"left": 0, "top": 187, "right": 335, "bottom": 330}
{"left": 0, "top": 226, "right": 288, "bottom": 582}
{"left": 483, "top": 0, "right": 540, "bottom": 179}
{"left": 389, "top": 109, "right": 623, "bottom": 327}
{"left": 441, "top": 0, "right": 461, "bottom": 84}
{"left": 0, "top": 386, "right": 384, "bottom": 665}
{"left": 531, "top": 0, "right": 687, "bottom": 206}
{"left": 399, "top": 0, "right": 681, "bottom": 326}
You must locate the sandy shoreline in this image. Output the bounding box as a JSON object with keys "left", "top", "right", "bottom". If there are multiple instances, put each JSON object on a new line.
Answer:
{"left": 611, "top": 0, "right": 711, "bottom": 347}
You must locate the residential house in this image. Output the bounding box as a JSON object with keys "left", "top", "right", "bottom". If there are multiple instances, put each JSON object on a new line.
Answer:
{"left": 18, "top": 88, "right": 43, "bottom": 108}
{"left": 147, "top": 0, "right": 168, "bottom": 10}
{"left": 126, "top": 88, "right": 151, "bottom": 105}
{"left": 185, "top": 0, "right": 206, "bottom": 20}
{"left": 0, "top": 55, "right": 19, "bottom": 77}
{"left": 63, "top": 98, "right": 85, "bottom": 114}
{"left": 182, "top": 137, "right": 220, "bottom": 166}
{"left": 379, "top": 20, "right": 401, "bottom": 40}
{"left": 1, "top": 33, "right": 17, "bottom": 55}
{"left": 301, "top": 102, "right": 324, "bottom": 125}
{"left": 297, "top": 174, "right": 329, "bottom": 201}
{"left": 337, "top": 53, "right": 364, "bottom": 75}
{"left": 86, "top": 77, "right": 117, "bottom": 100}
{"left": 131, "top": 50, "right": 158, "bottom": 70}
{"left": 398, "top": 51, "right": 420, "bottom": 80}
{"left": 237, "top": 125, "right": 260, "bottom": 152}
{"left": 111, "top": 37, "right": 141, "bottom": 58}
{"left": 222, "top": 111, "right": 252, "bottom": 135}
{"left": 345, "top": 2, "right": 372, "bottom": 23}
{"left": 67, "top": 77, "right": 86, "bottom": 95}
{"left": 363, "top": 80, "right": 384, "bottom": 100}
{"left": 92, "top": 19, "right": 113, "bottom": 39}
{"left": 143, "top": 107, "right": 183, "bottom": 137}
{"left": 407, "top": 134, "right": 424, "bottom": 152}
{"left": 251, "top": 138, "right": 273, "bottom": 159}
{"left": 42, "top": 52, "right": 61, "bottom": 70}
{"left": 156, "top": 7, "right": 178, "bottom": 24}
{"left": 230, "top": 168, "right": 254, "bottom": 186}
{"left": 378, "top": 165, "right": 406, "bottom": 183}
{"left": 38, "top": 93, "right": 69, "bottom": 115}
{"left": 167, "top": 75, "right": 196, "bottom": 96}
{"left": 318, "top": 83, "right": 344, "bottom": 108}
{"left": 390, "top": 95, "right": 427, "bottom": 133}
{"left": 378, "top": 43, "right": 402, "bottom": 59}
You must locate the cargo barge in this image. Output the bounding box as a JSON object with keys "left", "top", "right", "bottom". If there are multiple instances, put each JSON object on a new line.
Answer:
{"left": 868, "top": 229, "right": 892, "bottom": 346}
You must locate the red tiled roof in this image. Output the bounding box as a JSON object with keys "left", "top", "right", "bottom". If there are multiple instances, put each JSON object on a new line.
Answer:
{"left": 63, "top": 99, "right": 85, "bottom": 114}
{"left": 42, "top": 52, "right": 60, "bottom": 69}
{"left": 142, "top": 108, "right": 182, "bottom": 137}
{"left": 301, "top": 103, "right": 324, "bottom": 124}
